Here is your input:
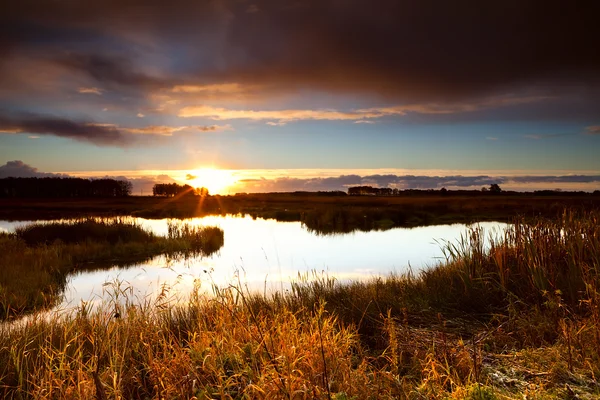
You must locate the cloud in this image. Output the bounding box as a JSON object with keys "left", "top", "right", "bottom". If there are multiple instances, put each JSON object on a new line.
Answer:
{"left": 96, "top": 174, "right": 177, "bottom": 195}
{"left": 0, "top": 160, "right": 186, "bottom": 195}
{"left": 0, "top": 111, "right": 229, "bottom": 145}
{"left": 1, "top": 0, "right": 598, "bottom": 104}
{"left": 523, "top": 133, "right": 570, "bottom": 140}
{"left": 178, "top": 105, "right": 375, "bottom": 121}
{"left": 55, "top": 53, "right": 174, "bottom": 91}
{"left": 120, "top": 125, "right": 186, "bottom": 136}
{"left": 200, "top": 124, "right": 232, "bottom": 131}
{"left": 230, "top": 173, "right": 600, "bottom": 193}
{"left": 122, "top": 124, "right": 231, "bottom": 136}
{"left": 78, "top": 87, "right": 103, "bottom": 95}
{"left": 0, "top": 112, "right": 131, "bottom": 146}
{"left": 585, "top": 126, "right": 600, "bottom": 135}
{"left": 246, "top": 4, "right": 259, "bottom": 13}
{"left": 0, "top": 160, "right": 66, "bottom": 178}
{"left": 171, "top": 83, "right": 250, "bottom": 94}
{"left": 5, "top": 161, "right": 600, "bottom": 193}
{"left": 509, "top": 175, "right": 600, "bottom": 184}
{"left": 61, "top": 171, "right": 178, "bottom": 195}
{"left": 231, "top": 174, "right": 498, "bottom": 192}
{"left": 179, "top": 95, "right": 549, "bottom": 124}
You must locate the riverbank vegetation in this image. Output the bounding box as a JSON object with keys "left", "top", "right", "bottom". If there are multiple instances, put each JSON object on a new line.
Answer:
{"left": 0, "top": 219, "right": 224, "bottom": 318}
{"left": 2, "top": 192, "right": 600, "bottom": 234}
{"left": 1, "top": 210, "right": 599, "bottom": 398}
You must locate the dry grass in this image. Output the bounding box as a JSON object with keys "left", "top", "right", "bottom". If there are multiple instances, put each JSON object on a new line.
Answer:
{"left": 1, "top": 210, "right": 600, "bottom": 398}
{"left": 2, "top": 193, "right": 600, "bottom": 234}
{"left": 0, "top": 219, "right": 224, "bottom": 319}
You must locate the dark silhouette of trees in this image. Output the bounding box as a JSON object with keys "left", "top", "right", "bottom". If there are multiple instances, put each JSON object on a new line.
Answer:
{"left": 0, "top": 177, "right": 132, "bottom": 198}
{"left": 152, "top": 183, "right": 209, "bottom": 197}
{"left": 489, "top": 183, "right": 502, "bottom": 193}
{"left": 348, "top": 186, "right": 393, "bottom": 196}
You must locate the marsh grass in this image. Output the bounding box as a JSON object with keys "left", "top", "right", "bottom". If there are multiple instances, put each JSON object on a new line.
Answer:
{"left": 2, "top": 210, "right": 600, "bottom": 398}
{"left": 15, "top": 218, "right": 153, "bottom": 246}
{"left": 0, "top": 219, "right": 224, "bottom": 319}
{"left": 4, "top": 193, "right": 600, "bottom": 235}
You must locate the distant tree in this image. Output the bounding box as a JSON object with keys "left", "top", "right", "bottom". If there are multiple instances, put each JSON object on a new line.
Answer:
{"left": 152, "top": 182, "right": 204, "bottom": 197}
{"left": 196, "top": 187, "right": 209, "bottom": 196}
{"left": 481, "top": 186, "right": 488, "bottom": 192}
{"left": 489, "top": 183, "right": 502, "bottom": 193}
{"left": 348, "top": 186, "right": 393, "bottom": 195}
{"left": 440, "top": 187, "right": 447, "bottom": 194}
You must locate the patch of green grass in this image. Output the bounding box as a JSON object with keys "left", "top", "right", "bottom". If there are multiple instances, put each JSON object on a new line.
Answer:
{"left": 14, "top": 218, "right": 158, "bottom": 246}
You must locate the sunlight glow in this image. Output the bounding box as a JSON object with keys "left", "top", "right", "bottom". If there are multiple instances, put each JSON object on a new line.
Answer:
{"left": 182, "top": 168, "right": 237, "bottom": 194}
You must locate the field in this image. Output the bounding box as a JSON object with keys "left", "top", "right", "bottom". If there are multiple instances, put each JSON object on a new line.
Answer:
{"left": 2, "top": 192, "right": 600, "bottom": 234}
{"left": 1, "top": 205, "right": 600, "bottom": 398}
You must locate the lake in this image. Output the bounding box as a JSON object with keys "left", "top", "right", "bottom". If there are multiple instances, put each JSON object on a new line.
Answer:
{"left": 0, "top": 216, "right": 507, "bottom": 314}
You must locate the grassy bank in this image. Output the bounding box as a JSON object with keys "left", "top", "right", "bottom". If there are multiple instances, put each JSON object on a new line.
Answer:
{"left": 2, "top": 193, "right": 600, "bottom": 234}
{"left": 0, "top": 219, "right": 224, "bottom": 319}
{"left": 1, "top": 210, "right": 599, "bottom": 398}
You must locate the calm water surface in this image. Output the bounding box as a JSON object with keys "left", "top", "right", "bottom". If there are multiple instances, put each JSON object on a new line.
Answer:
{"left": 0, "top": 216, "right": 507, "bottom": 313}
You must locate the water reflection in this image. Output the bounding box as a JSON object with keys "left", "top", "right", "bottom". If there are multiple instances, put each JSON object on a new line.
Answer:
{"left": 0, "top": 216, "right": 507, "bottom": 314}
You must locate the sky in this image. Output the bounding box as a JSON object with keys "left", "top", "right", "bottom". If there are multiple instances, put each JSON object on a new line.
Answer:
{"left": 1, "top": 0, "right": 599, "bottom": 193}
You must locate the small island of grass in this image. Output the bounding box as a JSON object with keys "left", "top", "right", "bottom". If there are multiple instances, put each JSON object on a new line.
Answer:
{"left": 0, "top": 218, "right": 224, "bottom": 318}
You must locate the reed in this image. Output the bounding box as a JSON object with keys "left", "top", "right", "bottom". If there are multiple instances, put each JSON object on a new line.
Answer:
{"left": 2, "top": 210, "right": 600, "bottom": 398}
{"left": 0, "top": 219, "right": 224, "bottom": 319}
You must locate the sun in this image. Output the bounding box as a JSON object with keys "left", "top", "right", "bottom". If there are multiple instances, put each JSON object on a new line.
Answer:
{"left": 185, "top": 168, "right": 237, "bottom": 195}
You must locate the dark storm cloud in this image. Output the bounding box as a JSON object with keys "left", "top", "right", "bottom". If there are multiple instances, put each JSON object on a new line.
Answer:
{"left": 0, "top": 112, "right": 130, "bottom": 146}
{"left": 1, "top": 0, "right": 599, "bottom": 102}
{"left": 55, "top": 53, "right": 174, "bottom": 91}
{"left": 0, "top": 111, "right": 221, "bottom": 146}
{"left": 218, "top": 0, "right": 600, "bottom": 100}
{"left": 0, "top": 160, "right": 66, "bottom": 178}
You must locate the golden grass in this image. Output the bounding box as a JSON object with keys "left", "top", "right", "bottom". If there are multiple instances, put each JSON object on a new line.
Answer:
{"left": 1, "top": 210, "right": 600, "bottom": 398}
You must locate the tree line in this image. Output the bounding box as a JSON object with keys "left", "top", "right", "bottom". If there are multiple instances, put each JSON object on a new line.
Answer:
{"left": 0, "top": 177, "right": 132, "bottom": 198}
{"left": 152, "top": 183, "right": 209, "bottom": 197}
{"left": 347, "top": 184, "right": 600, "bottom": 196}
{"left": 348, "top": 184, "right": 504, "bottom": 196}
